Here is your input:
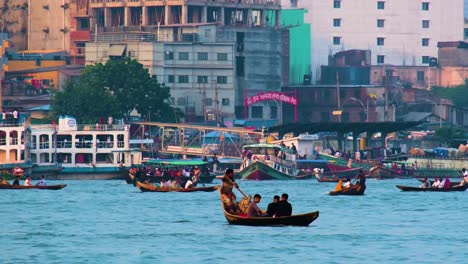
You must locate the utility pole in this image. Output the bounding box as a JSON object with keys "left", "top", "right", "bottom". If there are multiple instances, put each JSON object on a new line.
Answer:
{"left": 336, "top": 71, "right": 341, "bottom": 122}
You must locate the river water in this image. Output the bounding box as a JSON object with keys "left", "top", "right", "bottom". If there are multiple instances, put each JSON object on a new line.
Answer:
{"left": 2, "top": 179, "right": 467, "bottom": 263}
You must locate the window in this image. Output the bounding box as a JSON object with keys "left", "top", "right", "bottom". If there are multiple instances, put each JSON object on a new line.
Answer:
{"left": 333, "top": 18, "right": 341, "bottom": 27}
{"left": 333, "top": 36, "right": 341, "bottom": 45}
{"left": 377, "top": 19, "right": 385, "bottom": 28}
{"left": 417, "top": 71, "right": 425, "bottom": 82}
{"left": 205, "top": 98, "right": 213, "bottom": 106}
{"left": 177, "top": 97, "right": 187, "bottom": 106}
{"left": 422, "top": 38, "right": 429, "bottom": 47}
{"left": 217, "top": 76, "right": 228, "bottom": 84}
{"left": 217, "top": 53, "right": 228, "bottom": 61}
{"left": 197, "top": 76, "right": 208, "bottom": 84}
{"left": 333, "top": 0, "right": 341, "bottom": 8}
{"left": 422, "top": 2, "right": 429, "bottom": 11}
{"left": 178, "top": 75, "right": 189, "bottom": 83}
{"left": 422, "top": 56, "right": 430, "bottom": 64}
{"left": 222, "top": 98, "right": 230, "bottom": 106}
{"left": 251, "top": 106, "right": 263, "bottom": 118}
{"left": 377, "top": 55, "right": 385, "bottom": 64}
{"left": 377, "top": 37, "right": 385, "bottom": 46}
{"left": 167, "top": 75, "right": 175, "bottom": 83}
{"left": 377, "top": 1, "right": 385, "bottom": 9}
{"left": 270, "top": 106, "right": 278, "bottom": 119}
{"left": 198, "top": 52, "right": 208, "bottom": 61}
{"left": 422, "top": 20, "right": 430, "bottom": 28}
{"left": 164, "top": 51, "right": 174, "bottom": 60}
{"left": 179, "top": 52, "right": 189, "bottom": 60}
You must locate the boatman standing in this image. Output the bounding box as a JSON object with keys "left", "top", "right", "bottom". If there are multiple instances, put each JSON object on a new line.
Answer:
{"left": 221, "top": 168, "right": 240, "bottom": 215}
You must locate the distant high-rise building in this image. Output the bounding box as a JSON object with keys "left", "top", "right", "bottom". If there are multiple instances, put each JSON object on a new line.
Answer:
{"left": 297, "top": 0, "right": 464, "bottom": 83}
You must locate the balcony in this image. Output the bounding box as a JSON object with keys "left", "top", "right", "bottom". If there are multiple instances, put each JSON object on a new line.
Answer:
{"left": 71, "top": 31, "right": 91, "bottom": 42}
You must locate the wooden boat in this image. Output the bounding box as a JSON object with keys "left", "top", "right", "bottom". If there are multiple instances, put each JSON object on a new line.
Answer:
{"left": 135, "top": 181, "right": 218, "bottom": 193}
{"left": 395, "top": 184, "right": 468, "bottom": 192}
{"left": 239, "top": 144, "right": 298, "bottom": 180}
{"left": 329, "top": 184, "right": 366, "bottom": 195}
{"left": 368, "top": 164, "right": 401, "bottom": 179}
{"left": 315, "top": 167, "right": 363, "bottom": 182}
{"left": 217, "top": 189, "right": 319, "bottom": 226}
{"left": 0, "top": 184, "right": 67, "bottom": 190}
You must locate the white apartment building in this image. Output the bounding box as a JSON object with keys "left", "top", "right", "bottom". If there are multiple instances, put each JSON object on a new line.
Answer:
{"left": 86, "top": 25, "right": 235, "bottom": 120}
{"left": 292, "top": 0, "right": 464, "bottom": 83}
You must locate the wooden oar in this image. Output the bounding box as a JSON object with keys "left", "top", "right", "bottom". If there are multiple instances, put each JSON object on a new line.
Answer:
{"left": 235, "top": 185, "right": 248, "bottom": 198}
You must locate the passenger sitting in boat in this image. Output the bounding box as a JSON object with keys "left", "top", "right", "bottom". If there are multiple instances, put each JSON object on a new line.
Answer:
{"left": 276, "top": 193, "right": 292, "bottom": 217}
{"left": 36, "top": 175, "right": 46, "bottom": 186}
{"left": 171, "top": 178, "right": 182, "bottom": 189}
{"left": 221, "top": 168, "right": 240, "bottom": 215}
{"left": 334, "top": 180, "right": 343, "bottom": 192}
{"left": 24, "top": 177, "right": 32, "bottom": 186}
{"left": 247, "top": 194, "right": 264, "bottom": 217}
{"left": 192, "top": 166, "right": 201, "bottom": 184}
{"left": 12, "top": 176, "right": 20, "bottom": 186}
{"left": 438, "top": 178, "right": 446, "bottom": 189}
{"left": 184, "top": 179, "right": 194, "bottom": 189}
{"left": 160, "top": 178, "right": 167, "bottom": 188}
{"left": 0, "top": 177, "right": 10, "bottom": 185}
{"left": 456, "top": 168, "right": 468, "bottom": 187}
{"left": 432, "top": 178, "right": 441, "bottom": 188}
{"left": 443, "top": 178, "right": 451, "bottom": 188}
{"left": 419, "top": 178, "right": 431, "bottom": 188}
{"left": 267, "top": 195, "right": 280, "bottom": 217}
{"left": 356, "top": 170, "right": 366, "bottom": 186}
{"left": 343, "top": 178, "right": 352, "bottom": 188}
{"left": 155, "top": 168, "right": 161, "bottom": 177}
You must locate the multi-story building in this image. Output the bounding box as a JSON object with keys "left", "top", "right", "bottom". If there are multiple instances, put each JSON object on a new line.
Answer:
{"left": 83, "top": 0, "right": 283, "bottom": 123}
{"left": 295, "top": 0, "right": 464, "bottom": 83}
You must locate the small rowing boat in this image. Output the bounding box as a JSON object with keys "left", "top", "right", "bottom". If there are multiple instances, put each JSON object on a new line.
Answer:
{"left": 395, "top": 184, "right": 468, "bottom": 192}
{"left": 135, "top": 181, "right": 218, "bottom": 193}
{"left": 217, "top": 188, "right": 319, "bottom": 226}
{"left": 0, "top": 184, "right": 67, "bottom": 190}
{"left": 329, "top": 184, "right": 366, "bottom": 196}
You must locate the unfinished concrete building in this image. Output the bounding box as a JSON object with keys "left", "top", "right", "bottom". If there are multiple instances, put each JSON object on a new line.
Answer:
{"left": 0, "top": 0, "right": 28, "bottom": 50}
{"left": 82, "top": 0, "right": 283, "bottom": 123}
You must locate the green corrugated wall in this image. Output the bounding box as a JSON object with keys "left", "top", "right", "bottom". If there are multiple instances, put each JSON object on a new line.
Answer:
{"left": 268, "top": 9, "right": 311, "bottom": 85}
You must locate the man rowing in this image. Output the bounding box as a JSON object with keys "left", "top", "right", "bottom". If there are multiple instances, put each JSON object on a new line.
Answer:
{"left": 221, "top": 168, "right": 240, "bottom": 215}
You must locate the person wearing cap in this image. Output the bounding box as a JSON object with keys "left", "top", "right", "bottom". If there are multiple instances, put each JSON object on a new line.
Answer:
{"left": 221, "top": 168, "right": 240, "bottom": 215}
{"left": 266, "top": 195, "right": 280, "bottom": 217}
{"left": 24, "top": 176, "right": 32, "bottom": 186}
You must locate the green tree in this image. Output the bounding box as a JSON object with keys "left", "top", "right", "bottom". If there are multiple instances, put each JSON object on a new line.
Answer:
{"left": 432, "top": 80, "right": 468, "bottom": 107}
{"left": 51, "top": 58, "right": 181, "bottom": 123}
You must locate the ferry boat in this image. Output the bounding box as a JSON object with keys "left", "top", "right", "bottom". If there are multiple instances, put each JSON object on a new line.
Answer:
{"left": 0, "top": 122, "right": 32, "bottom": 178}
{"left": 28, "top": 116, "right": 141, "bottom": 179}
{"left": 238, "top": 144, "right": 298, "bottom": 180}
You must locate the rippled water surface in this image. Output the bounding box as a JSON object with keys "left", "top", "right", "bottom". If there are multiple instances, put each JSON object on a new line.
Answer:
{"left": 2, "top": 179, "right": 468, "bottom": 264}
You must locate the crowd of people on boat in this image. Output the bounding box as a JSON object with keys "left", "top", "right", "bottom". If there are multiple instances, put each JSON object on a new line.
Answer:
{"left": 0, "top": 175, "right": 47, "bottom": 186}
{"left": 220, "top": 168, "right": 293, "bottom": 217}
{"left": 418, "top": 167, "right": 468, "bottom": 189}
{"left": 130, "top": 165, "right": 204, "bottom": 189}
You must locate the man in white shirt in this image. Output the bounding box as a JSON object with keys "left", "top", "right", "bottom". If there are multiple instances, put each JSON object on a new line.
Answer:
{"left": 438, "top": 178, "right": 446, "bottom": 189}
{"left": 184, "top": 179, "right": 194, "bottom": 189}
{"left": 343, "top": 178, "right": 352, "bottom": 188}
{"left": 457, "top": 168, "right": 468, "bottom": 186}
{"left": 432, "top": 178, "right": 440, "bottom": 188}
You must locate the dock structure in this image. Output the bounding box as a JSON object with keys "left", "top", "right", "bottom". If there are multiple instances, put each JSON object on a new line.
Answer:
{"left": 131, "top": 121, "right": 264, "bottom": 158}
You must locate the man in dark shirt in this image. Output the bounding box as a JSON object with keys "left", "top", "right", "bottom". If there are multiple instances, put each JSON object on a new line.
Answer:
{"left": 266, "top": 195, "right": 280, "bottom": 217}
{"left": 357, "top": 170, "right": 366, "bottom": 186}
{"left": 12, "top": 176, "right": 20, "bottom": 186}
{"left": 276, "top": 193, "right": 292, "bottom": 217}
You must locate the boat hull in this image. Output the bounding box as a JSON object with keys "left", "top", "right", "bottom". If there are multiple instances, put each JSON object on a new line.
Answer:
{"left": 223, "top": 210, "right": 320, "bottom": 226}
{"left": 396, "top": 185, "right": 468, "bottom": 192}
{"left": 135, "top": 181, "right": 218, "bottom": 193}
{"left": 329, "top": 184, "right": 366, "bottom": 195}
{"left": 0, "top": 184, "right": 67, "bottom": 190}
{"left": 239, "top": 161, "right": 295, "bottom": 180}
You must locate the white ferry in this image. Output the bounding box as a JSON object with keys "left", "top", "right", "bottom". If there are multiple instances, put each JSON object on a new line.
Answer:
{"left": 0, "top": 122, "right": 31, "bottom": 177}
